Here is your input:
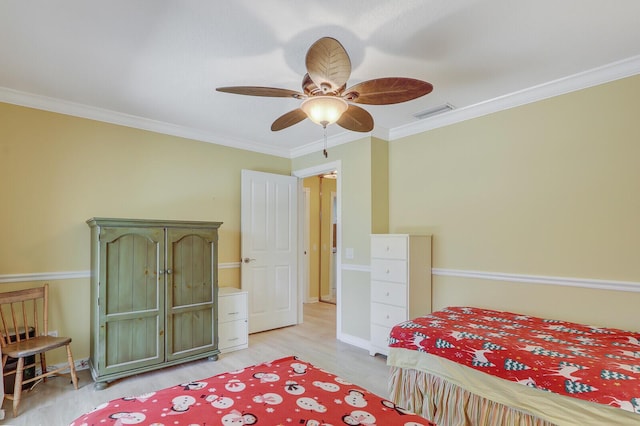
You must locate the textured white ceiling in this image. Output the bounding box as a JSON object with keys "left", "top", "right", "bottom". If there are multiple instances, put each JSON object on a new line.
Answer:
{"left": 1, "top": 0, "right": 640, "bottom": 157}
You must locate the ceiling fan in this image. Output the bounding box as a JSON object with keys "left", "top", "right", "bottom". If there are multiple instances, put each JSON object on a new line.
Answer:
{"left": 216, "top": 37, "right": 433, "bottom": 136}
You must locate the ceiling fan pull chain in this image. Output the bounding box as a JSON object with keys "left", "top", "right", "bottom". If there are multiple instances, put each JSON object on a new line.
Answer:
{"left": 323, "top": 126, "right": 328, "bottom": 158}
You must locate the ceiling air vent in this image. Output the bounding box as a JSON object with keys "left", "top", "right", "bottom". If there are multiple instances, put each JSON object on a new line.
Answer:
{"left": 413, "top": 103, "right": 455, "bottom": 120}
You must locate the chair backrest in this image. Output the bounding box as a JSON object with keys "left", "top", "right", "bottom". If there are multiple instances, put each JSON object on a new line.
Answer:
{"left": 0, "top": 284, "right": 48, "bottom": 347}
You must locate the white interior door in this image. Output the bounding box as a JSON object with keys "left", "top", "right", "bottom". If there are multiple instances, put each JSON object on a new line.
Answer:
{"left": 241, "top": 169, "right": 298, "bottom": 333}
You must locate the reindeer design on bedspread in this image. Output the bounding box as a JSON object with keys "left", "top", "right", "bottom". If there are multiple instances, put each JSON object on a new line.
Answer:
{"left": 390, "top": 306, "right": 640, "bottom": 415}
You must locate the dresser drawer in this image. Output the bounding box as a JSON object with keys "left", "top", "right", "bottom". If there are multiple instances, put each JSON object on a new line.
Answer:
{"left": 371, "top": 259, "right": 407, "bottom": 283}
{"left": 370, "top": 323, "right": 392, "bottom": 354}
{"left": 219, "top": 320, "right": 248, "bottom": 350}
{"left": 371, "top": 281, "right": 406, "bottom": 306}
{"left": 371, "top": 302, "right": 406, "bottom": 328}
{"left": 371, "top": 236, "right": 407, "bottom": 260}
{"left": 219, "top": 293, "right": 248, "bottom": 322}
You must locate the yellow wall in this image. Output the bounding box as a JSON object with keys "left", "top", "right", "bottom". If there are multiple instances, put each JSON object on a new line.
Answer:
{"left": 293, "top": 138, "right": 374, "bottom": 338}
{"left": 2, "top": 72, "right": 639, "bottom": 365}
{"left": 389, "top": 74, "right": 640, "bottom": 330}
{"left": 0, "top": 102, "right": 291, "bottom": 363}
{"left": 371, "top": 137, "right": 389, "bottom": 234}
{"left": 293, "top": 139, "right": 374, "bottom": 266}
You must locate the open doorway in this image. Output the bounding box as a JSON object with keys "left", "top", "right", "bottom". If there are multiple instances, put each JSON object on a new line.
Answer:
{"left": 293, "top": 161, "right": 342, "bottom": 336}
{"left": 303, "top": 172, "right": 337, "bottom": 304}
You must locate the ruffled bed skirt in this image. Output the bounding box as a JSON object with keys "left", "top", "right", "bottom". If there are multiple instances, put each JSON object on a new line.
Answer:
{"left": 388, "top": 366, "right": 556, "bottom": 426}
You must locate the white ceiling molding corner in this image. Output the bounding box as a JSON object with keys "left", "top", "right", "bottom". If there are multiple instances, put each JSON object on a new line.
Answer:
{"left": 2, "top": 54, "right": 639, "bottom": 159}
{"left": 388, "top": 55, "right": 640, "bottom": 142}
{"left": 288, "top": 130, "right": 369, "bottom": 159}
{"left": 0, "top": 86, "right": 291, "bottom": 158}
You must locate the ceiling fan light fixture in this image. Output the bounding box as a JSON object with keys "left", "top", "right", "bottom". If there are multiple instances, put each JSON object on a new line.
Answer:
{"left": 301, "top": 96, "right": 348, "bottom": 128}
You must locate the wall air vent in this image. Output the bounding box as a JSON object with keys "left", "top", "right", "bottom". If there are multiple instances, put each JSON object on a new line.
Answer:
{"left": 413, "top": 103, "right": 455, "bottom": 120}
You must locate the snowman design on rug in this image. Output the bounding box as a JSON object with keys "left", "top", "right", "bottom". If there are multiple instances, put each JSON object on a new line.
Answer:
{"left": 284, "top": 380, "right": 306, "bottom": 395}
{"left": 291, "top": 362, "right": 309, "bottom": 375}
{"left": 305, "top": 420, "right": 334, "bottom": 426}
{"left": 225, "top": 378, "right": 247, "bottom": 392}
{"left": 296, "top": 397, "right": 328, "bottom": 413}
{"left": 221, "top": 410, "right": 258, "bottom": 425}
{"left": 167, "top": 395, "right": 196, "bottom": 414}
{"left": 342, "top": 410, "right": 376, "bottom": 425}
{"left": 313, "top": 381, "right": 340, "bottom": 392}
{"left": 108, "top": 411, "right": 146, "bottom": 425}
{"left": 180, "top": 381, "right": 207, "bottom": 391}
{"left": 344, "top": 390, "right": 368, "bottom": 407}
{"left": 202, "top": 394, "right": 235, "bottom": 409}
{"left": 252, "top": 392, "right": 284, "bottom": 405}
{"left": 253, "top": 371, "right": 281, "bottom": 383}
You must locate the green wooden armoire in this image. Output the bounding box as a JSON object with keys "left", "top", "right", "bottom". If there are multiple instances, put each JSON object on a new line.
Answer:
{"left": 86, "top": 218, "right": 222, "bottom": 389}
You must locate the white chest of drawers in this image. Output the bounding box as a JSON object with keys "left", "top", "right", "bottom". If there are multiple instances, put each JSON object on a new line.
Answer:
{"left": 218, "top": 287, "right": 249, "bottom": 353}
{"left": 369, "top": 234, "right": 432, "bottom": 356}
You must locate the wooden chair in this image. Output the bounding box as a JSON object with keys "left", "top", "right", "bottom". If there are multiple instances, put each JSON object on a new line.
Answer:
{"left": 0, "top": 283, "right": 78, "bottom": 417}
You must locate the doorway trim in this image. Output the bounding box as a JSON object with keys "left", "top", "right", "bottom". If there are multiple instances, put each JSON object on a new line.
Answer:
{"left": 302, "top": 187, "right": 312, "bottom": 303}
{"left": 293, "top": 161, "right": 342, "bottom": 339}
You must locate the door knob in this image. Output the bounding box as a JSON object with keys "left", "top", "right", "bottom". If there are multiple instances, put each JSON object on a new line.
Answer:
{"left": 243, "top": 257, "right": 256, "bottom": 263}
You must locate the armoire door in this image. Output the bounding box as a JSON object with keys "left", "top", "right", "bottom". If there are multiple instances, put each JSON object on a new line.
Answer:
{"left": 165, "top": 227, "right": 217, "bottom": 360}
{"left": 97, "top": 226, "right": 165, "bottom": 376}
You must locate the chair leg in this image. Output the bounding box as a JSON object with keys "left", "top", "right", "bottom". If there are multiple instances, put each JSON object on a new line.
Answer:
{"left": 1, "top": 354, "right": 6, "bottom": 411}
{"left": 12, "top": 357, "right": 24, "bottom": 417}
{"left": 40, "top": 351, "right": 47, "bottom": 383}
{"left": 66, "top": 344, "right": 78, "bottom": 390}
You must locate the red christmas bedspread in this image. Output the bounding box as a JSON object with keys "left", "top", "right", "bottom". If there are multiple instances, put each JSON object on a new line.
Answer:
{"left": 70, "top": 355, "right": 435, "bottom": 426}
{"left": 389, "top": 306, "right": 640, "bottom": 415}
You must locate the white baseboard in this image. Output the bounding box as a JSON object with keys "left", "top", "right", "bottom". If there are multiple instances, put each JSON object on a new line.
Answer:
{"left": 40, "top": 357, "right": 90, "bottom": 376}
{"left": 337, "top": 332, "right": 371, "bottom": 352}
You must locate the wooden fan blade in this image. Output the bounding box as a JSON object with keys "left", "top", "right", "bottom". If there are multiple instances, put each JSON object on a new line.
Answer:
{"left": 305, "top": 37, "right": 351, "bottom": 94}
{"left": 271, "top": 108, "right": 307, "bottom": 131}
{"left": 336, "top": 104, "right": 374, "bottom": 132}
{"left": 216, "top": 86, "right": 305, "bottom": 99}
{"left": 344, "top": 78, "right": 433, "bottom": 105}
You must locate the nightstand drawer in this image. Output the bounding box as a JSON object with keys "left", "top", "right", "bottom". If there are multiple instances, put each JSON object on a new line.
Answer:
{"left": 219, "top": 320, "right": 248, "bottom": 350}
{"left": 371, "top": 302, "right": 406, "bottom": 328}
{"left": 370, "top": 323, "right": 392, "bottom": 354}
{"left": 371, "top": 281, "right": 406, "bottom": 306}
{"left": 219, "top": 292, "right": 248, "bottom": 322}
{"left": 371, "top": 236, "right": 407, "bottom": 260}
{"left": 371, "top": 259, "right": 407, "bottom": 283}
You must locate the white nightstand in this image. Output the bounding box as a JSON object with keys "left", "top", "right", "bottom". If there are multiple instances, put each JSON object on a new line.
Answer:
{"left": 218, "top": 287, "right": 249, "bottom": 353}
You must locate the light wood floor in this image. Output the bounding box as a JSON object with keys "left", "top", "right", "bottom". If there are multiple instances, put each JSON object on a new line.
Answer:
{"left": 1, "top": 302, "right": 390, "bottom": 425}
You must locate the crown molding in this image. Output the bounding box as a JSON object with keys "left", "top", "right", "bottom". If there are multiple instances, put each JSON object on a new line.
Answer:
{"left": 2, "top": 55, "right": 639, "bottom": 157}
{"left": 389, "top": 54, "right": 640, "bottom": 141}
{"left": 0, "top": 87, "right": 291, "bottom": 158}
{"left": 288, "top": 130, "right": 370, "bottom": 158}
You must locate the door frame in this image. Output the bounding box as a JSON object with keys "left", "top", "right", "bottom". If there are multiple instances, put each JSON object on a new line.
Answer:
{"left": 302, "top": 187, "right": 311, "bottom": 303}
{"left": 292, "top": 161, "right": 342, "bottom": 337}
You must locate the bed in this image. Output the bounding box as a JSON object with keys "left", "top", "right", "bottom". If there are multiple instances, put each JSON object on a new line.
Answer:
{"left": 70, "top": 355, "right": 435, "bottom": 426}
{"left": 387, "top": 306, "right": 640, "bottom": 426}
